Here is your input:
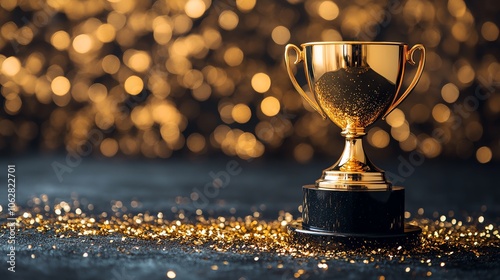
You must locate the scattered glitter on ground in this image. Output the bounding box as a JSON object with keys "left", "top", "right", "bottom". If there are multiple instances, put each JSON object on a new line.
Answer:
{"left": 2, "top": 201, "right": 499, "bottom": 265}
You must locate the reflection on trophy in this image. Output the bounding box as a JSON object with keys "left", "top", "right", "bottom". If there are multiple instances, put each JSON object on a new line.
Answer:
{"left": 285, "top": 42, "right": 426, "bottom": 244}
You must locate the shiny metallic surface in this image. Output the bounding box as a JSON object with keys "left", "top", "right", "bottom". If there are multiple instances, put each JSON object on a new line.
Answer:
{"left": 285, "top": 42, "right": 426, "bottom": 190}
{"left": 285, "top": 44, "right": 327, "bottom": 119}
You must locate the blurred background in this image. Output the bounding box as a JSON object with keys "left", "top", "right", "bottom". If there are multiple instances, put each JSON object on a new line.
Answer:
{"left": 0, "top": 0, "right": 499, "bottom": 164}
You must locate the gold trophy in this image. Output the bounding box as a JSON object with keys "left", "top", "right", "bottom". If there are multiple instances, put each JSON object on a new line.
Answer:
{"left": 284, "top": 42, "right": 425, "bottom": 244}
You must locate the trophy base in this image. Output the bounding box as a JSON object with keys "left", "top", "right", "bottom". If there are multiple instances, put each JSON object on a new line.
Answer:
{"left": 288, "top": 185, "right": 421, "bottom": 247}
{"left": 287, "top": 222, "right": 421, "bottom": 247}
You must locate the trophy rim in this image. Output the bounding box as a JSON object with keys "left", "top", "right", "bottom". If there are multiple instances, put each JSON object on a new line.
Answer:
{"left": 300, "top": 41, "right": 406, "bottom": 46}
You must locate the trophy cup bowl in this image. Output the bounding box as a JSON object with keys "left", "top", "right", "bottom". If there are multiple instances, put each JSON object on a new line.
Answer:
{"left": 284, "top": 42, "right": 426, "bottom": 244}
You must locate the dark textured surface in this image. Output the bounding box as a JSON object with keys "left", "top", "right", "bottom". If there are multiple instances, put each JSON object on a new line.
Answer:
{"left": 0, "top": 154, "right": 499, "bottom": 280}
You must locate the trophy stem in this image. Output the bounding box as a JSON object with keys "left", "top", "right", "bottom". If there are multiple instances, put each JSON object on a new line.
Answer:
{"left": 339, "top": 134, "right": 370, "bottom": 173}
{"left": 316, "top": 128, "right": 391, "bottom": 190}
{"left": 338, "top": 127, "right": 381, "bottom": 173}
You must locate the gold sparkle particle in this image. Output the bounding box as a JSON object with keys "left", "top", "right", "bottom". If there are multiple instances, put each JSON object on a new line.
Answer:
{"left": 1, "top": 198, "right": 499, "bottom": 274}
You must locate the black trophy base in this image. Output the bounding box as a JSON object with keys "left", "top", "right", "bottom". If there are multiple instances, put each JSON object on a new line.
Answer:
{"left": 288, "top": 185, "right": 421, "bottom": 247}
{"left": 287, "top": 222, "right": 421, "bottom": 248}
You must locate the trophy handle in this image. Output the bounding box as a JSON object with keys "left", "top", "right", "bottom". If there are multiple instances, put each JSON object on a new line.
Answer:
{"left": 285, "top": 44, "right": 327, "bottom": 119}
{"left": 382, "top": 44, "right": 426, "bottom": 119}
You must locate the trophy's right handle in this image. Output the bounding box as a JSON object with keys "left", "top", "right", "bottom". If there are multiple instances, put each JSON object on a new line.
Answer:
{"left": 382, "top": 44, "right": 426, "bottom": 119}
{"left": 285, "top": 44, "right": 326, "bottom": 119}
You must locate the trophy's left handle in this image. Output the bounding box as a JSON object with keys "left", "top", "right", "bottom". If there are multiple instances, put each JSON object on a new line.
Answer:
{"left": 285, "top": 44, "right": 326, "bottom": 119}
{"left": 382, "top": 44, "right": 426, "bottom": 119}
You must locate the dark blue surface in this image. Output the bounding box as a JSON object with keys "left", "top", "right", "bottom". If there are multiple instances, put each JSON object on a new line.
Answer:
{"left": 0, "top": 154, "right": 499, "bottom": 279}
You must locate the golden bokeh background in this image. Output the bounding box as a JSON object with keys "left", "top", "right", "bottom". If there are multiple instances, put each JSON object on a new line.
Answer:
{"left": 0, "top": 0, "right": 498, "bottom": 163}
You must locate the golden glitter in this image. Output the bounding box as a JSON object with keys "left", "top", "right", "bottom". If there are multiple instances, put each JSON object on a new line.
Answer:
{"left": 3, "top": 197, "right": 499, "bottom": 274}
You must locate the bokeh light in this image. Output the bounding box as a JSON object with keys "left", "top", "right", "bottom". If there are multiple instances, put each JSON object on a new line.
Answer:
{"left": 368, "top": 128, "right": 390, "bottom": 149}
{"left": 1, "top": 56, "right": 21, "bottom": 76}
{"left": 100, "top": 138, "right": 119, "bottom": 157}
{"left": 187, "top": 133, "right": 206, "bottom": 153}
{"left": 50, "top": 31, "right": 71, "bottom": 50}
{"left": 271, "top": 26, "right": 291, "bottom": 45}
{"left": 251, "top": 73, "right": 271, "bottom": 93}
{"left": 72, "top": 34, "right": 93, "bottom": 54}
{"left": 261, "top": 96, "right": 281, "bottom": 117}
{"left": 218, "top": 10, "right": 239, "bottom": 31}
{"left": 481, "top": 21, "right": 499, "bottom": 41}
{"left": 236, "top": 0, "right": 256, "bottom": 12}
{"left": 232, "top": 104, "right": 252, "bottom": 124}
{"left": 223, "top": 47, "right": 244, "bottom": 67}
{"left": 124, "top": 76, "right": 144, "bottom": 95}
{"left": 441, "top": 83, "right": 460, "bottom": 103}
{"left": 51, "top": 76, "right": 71, "bottom": 96}
{"left": 185, "top": 0, "right": 207, "bottom": 19}
{"left": 294, "top": 143, "right": 314, "bottom": 163}
{"left": 0, "top": 0, "right": 498, "bottom": 164}
{"left": 476, "top": 146, "right": 492, "bottom": 164}
{"left": 318, "top": 1, "right": 340, "bottom": 21}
